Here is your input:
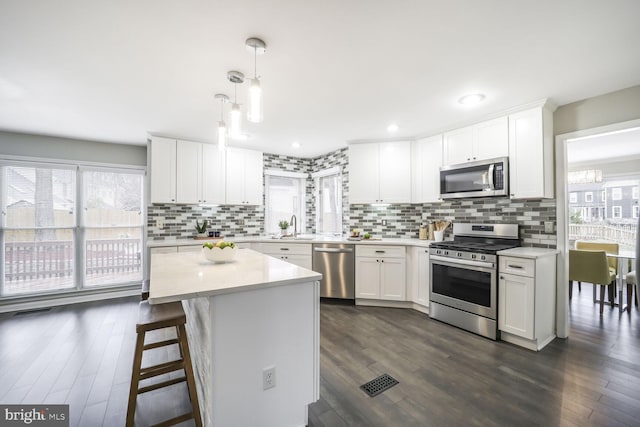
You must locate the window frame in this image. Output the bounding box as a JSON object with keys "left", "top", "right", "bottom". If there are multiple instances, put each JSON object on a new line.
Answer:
{"left": 0, "top": 158, "right": 146, "bottom": 298}
{"left": 264, "top": 169, "right": 307, "bottom": 236}
{"left": 313, "top": 167, "right": 343, "bottom": 236}
{"left": 611, "top": 187, "right": 622, "bottom": 200}
{"left": 633, "top": 205, "right": 639, "bottom": 219}
{"left": 584, "top": 192, "right": 593, "bottom": 203}
{"left": 612, "top": 205, "right": 622, "bottom": 219}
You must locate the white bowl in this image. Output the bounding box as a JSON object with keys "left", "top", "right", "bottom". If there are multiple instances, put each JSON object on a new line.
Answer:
{"left": 202, "top": 246, "right": 237, "bottom": 263}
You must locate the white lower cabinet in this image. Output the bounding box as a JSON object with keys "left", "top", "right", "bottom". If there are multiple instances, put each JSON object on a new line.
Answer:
{"left": 498, "top": 251, "right": 557, "bottom": 351}
{"left": 355, "top": 246, "right": 406, "bottom": 301}
{"left": 253, "top": 243, "right": 312, "bottom": 270}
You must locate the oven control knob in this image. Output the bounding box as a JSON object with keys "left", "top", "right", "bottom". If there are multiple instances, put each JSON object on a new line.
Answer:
{"left": 471, "top": 254, "right": 476, "bottom": 259}
{"left": 444, "top": 251, "right": 449, "bottom": 255}
{"left": 457, "top": 252, "right": 462, "bottom": 257}
{"left": 436, "top": 250, "right": 441, "bottom": 255}
{"left": 481, "top": 255, "right": 486, "bottom": 261}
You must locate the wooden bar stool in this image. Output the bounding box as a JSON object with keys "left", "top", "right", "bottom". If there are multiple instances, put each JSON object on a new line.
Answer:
{"left": 126, "top": 300, "right": 202, "bottom": 427}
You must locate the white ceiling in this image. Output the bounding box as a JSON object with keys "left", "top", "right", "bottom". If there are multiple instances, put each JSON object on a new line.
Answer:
{"left": 1, "top": 1, "right": 640, "bottom": 158}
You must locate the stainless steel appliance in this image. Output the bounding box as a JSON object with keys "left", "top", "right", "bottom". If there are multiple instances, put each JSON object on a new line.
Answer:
{"left": 439, "top": 157, "right": 508, "bottom": 199}
{"left": 429, "top": 223, "right": 519, "bottom": 339}
{"left": 313, "top": 243, "right": 355, "bottom": 299}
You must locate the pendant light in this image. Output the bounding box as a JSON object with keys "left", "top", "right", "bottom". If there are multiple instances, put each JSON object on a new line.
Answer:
{"left": 227, "top": 71, "right": 245, "bottom": 139}
{"left": 214, "top": 94, "right": 229, "bottom": 151}
{"left": 245, "top": 37, "right": 266, "bottom": 123}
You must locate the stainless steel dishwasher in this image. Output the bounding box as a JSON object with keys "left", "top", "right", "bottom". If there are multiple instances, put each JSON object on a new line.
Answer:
{"left": 312, "top": 243, "right": 355, "bottom": 299}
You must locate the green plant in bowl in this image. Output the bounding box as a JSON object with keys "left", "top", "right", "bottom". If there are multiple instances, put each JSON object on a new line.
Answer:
{"left": 195, "top": 219, "right": 208, "bottom": 234}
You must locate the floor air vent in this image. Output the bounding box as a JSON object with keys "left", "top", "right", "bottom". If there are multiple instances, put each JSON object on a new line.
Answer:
{"left": 360, "top": 373, "right": 399, "bottom": 397}
{"left": 14, "top": 307, "right": 52, "bottom": 316}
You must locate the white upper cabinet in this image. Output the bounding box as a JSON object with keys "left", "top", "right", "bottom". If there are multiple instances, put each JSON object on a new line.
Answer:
{"left": 442, "top": 117, "right": 508, "bottom": 165}
{"left": 149, "top": 137, "right": 225, "bottom": 204}
{"left": 149, "top": 136, "right": 177, "bottom": 203}
{"left": 442, "top": 126, "right": 473, "bottom": 165}
{"left": 225, "top": 147, "right": 263, "bottom": 205}
{"left": 508, "top": 106, "right": 554, "bottom": 199}
{"left": 176, "top": 140, "right": 201, "bottom": 204}
{"left": 201, "top": 144, "right": 226, "bottom": 204}
{"left": 349, "top": 141, "right": 411, "bottom": 204}
{"left": 412, "top": 134, "right": 443, "bottom": 203}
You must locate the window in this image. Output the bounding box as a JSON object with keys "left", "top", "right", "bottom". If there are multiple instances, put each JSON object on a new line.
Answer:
{"left": 601, "top": 191, "right": 606, "bottom": 202}
{"left": 633, "top": 186, "right": 639, "bottom": 199}
{"left": 612, "top": 188, "right": 622, "bottom": 200}
{"left": 313, "top": 167, "right": 342, "bottom": 235}
{"left": 264, "top": 170, "right": 306, "bottom": 235}
{"left": 569, "top": 192, "right": 577, "bottom": 203}
{"left": 634, "top": 206, "right": 640, "bottom": 219}
{"left": 612, "top": 206, "right": 622, "bottom": 218}
{"left": 83, "top": 169, "right": 144, "bottom": 287}
{"left": 584, "top": 192, "right": 593, "bottom": 202}
{"left": 1, "top": 162, "right": 144, "bottom": 297}
{"left": 3, "top": 165, "right": 76, "bottom": 295}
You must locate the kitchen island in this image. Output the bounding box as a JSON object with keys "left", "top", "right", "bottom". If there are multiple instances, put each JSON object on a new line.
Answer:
{"left": 149, "top": 248, "right": 322, "bottom": 427}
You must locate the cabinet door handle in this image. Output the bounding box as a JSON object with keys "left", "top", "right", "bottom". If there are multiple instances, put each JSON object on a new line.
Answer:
{"left": 500, "top": 276, "right": 504, "bottom": 279}
{"left": 375, "top": 250, "right": 385, "bottom": 253}
{"left": 507, "top": 264, "right": 523, "bottom": 269}
{"left": 381, "top": 259, "right": 384, "bottom": 263}
{"left": 280, "top": 248, "right": 289, "bottom": 251}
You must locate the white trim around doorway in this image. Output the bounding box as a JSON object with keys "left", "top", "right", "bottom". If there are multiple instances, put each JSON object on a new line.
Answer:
{"left": 555, "top": 117, "right": 640, "bottom": 339}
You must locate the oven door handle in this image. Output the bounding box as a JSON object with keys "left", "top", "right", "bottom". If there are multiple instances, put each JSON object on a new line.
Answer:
{"left": 430, "top": 255, "right": 495, "bottom": 269}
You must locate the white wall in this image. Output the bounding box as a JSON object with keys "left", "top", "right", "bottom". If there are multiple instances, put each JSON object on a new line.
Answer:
{"left": 0, "top": 131, "right": 147, "bottom": 166}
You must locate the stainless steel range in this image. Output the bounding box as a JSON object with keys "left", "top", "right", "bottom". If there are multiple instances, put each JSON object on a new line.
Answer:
{"left": 429, "top": 223, "right": 519, "bottom": 340}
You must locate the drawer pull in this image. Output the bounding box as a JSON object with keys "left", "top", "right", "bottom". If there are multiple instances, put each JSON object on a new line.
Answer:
{"left": 375, "top": 250, "right": 385, "bottom": 253}
{"left": 280, "top": 248, "right": 290, "bottom": 251}
{"left": 508, "top": 264, "right": 523, "bottom": 269}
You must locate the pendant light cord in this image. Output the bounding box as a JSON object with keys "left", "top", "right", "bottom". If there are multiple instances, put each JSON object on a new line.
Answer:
{"left": 253, "top": 46, "right": 257, "bottom": 78}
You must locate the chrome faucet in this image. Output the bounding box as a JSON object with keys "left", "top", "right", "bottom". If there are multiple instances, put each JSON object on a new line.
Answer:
{"left": 290, "top": 214, "right": 297, "bottom": 238}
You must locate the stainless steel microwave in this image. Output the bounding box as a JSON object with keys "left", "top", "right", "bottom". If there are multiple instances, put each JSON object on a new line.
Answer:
{"left": 439, "top": 157, "right": 509, "bottom": 199}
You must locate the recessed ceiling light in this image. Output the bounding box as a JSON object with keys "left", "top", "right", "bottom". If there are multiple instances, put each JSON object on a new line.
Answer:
{"left": 387, "top": 124, "right": 399, "bottom": 132}
{"left": 458, "top": 93, "right": 486, "bottom": 106}
{"left": 291, "top": 141, "right": 300, "bottom": 148}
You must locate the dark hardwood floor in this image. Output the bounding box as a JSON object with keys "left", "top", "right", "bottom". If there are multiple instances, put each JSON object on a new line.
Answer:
{"left": 1, "top": 283, "right": 638, "bottom": 426}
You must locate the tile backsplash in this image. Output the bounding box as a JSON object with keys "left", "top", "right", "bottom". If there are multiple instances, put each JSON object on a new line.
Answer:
{"left": 147, "top": 147, "right": 557, "bottom": 248}
{"left": 349, "top": 198, "right": 557, "bottom": 248}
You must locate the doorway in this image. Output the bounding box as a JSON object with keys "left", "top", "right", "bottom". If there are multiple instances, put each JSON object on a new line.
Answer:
{"left": 555, "top": 119, "right": 640, "bottom": 337}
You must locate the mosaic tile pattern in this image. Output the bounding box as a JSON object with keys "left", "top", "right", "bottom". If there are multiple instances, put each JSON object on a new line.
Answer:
{"left": 349, "top": 198, "right": 557, "bottom": 248}
{"left": 147, "top": 204, "right": 263, "bottom": 240}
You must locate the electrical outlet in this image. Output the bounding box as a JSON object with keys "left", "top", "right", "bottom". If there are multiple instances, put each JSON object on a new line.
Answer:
{"left": 263, "top": 366, "right": 276, "bottom": 390}
{"left": 382, "top": 219, "right": 387, "bottom": 226}
{"left": 544, "top": 221, "right": 554, "bottom": 233}
{"left": 156, "top": 219, "right": 164, "bottom": 229}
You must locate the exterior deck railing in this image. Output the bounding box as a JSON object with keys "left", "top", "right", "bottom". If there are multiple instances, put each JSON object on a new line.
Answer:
{"left": 569, "top": 223, "right": 637, "bottom": 250}
{"left": 4, "top": 238, "right": 142, "bottom": 282}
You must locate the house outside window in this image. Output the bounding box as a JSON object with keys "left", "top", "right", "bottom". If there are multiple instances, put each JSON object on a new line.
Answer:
{"left": 612, "top": 206, "right": 622, "bottom": 218}
{"left": 585, "top": 192, "right": 593, "bottom": 202}
{"left": 634, "top": 205, "right": 640, "bottom": 219}
{"left": 633, "top": 186, "right": 639, "bottom": 199}
{"left": 612, "top": 188, "right": 622, "bottom": 200}
{"left": 601, "top": 191, "right": 606, "bottom": 202}
{"left": 569, "top": 192, "right": 577, "bottom": 203}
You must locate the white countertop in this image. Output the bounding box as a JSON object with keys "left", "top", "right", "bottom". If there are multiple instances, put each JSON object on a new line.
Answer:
{"left": 148, "top": 249, "right": 323, "bottom": 304}
{"left": 147, "top": 235, "right": 434, "bottom": 248}
{"left": 497, "top": 247, "right": 559, "bottom": 259}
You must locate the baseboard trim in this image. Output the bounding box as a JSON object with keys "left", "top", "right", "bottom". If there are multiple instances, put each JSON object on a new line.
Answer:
{"left": 0, "top": 287, "right": 140, "bottom": 313}
{"left": 355, "top": 299, "right": 430, "bottom": 315}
